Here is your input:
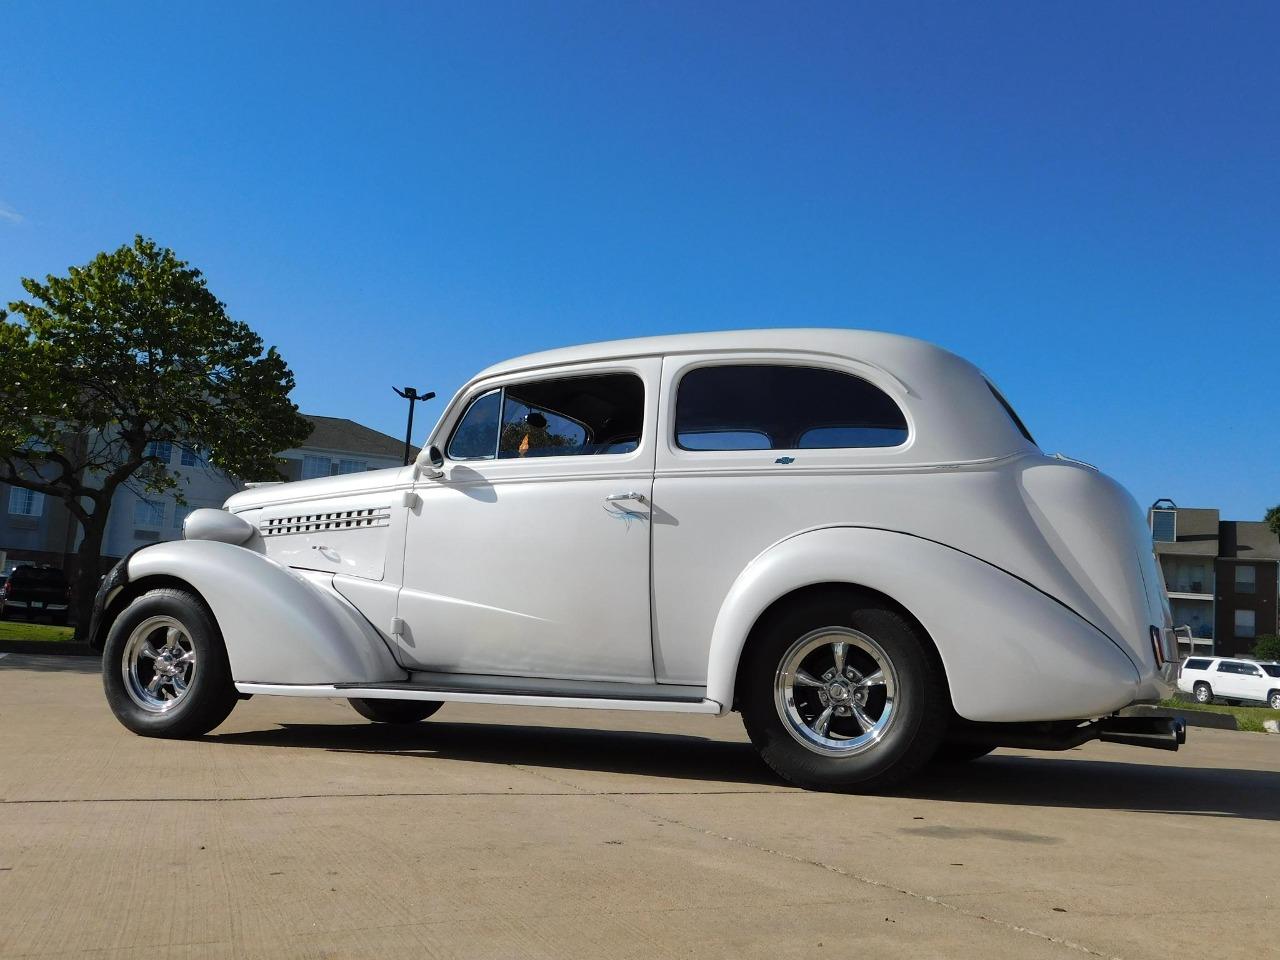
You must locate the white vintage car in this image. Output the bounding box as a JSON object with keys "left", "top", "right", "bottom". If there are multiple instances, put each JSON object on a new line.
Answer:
{"left": 90, "top": 330, "right": 1183, "bottom": 791}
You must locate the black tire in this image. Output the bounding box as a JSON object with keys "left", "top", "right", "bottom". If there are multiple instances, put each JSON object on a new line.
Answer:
{"left": 739, "top": 592, "right": 948, "bottom": 793}
{"left": 1193, "top": 682, "right": 1213, "bottom": 705}
{"left": 102, "top": 587, "right": 239, "bottom": 738}
{"left": 932, "top": 741, "right": 997, "bottom": 765}
{"left": 349, "top": 698, "right": 443, "bottom": 724}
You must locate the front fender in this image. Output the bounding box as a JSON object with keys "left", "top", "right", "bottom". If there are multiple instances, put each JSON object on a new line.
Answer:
{"left": 122, "top": 540, "right": 404, "bottom": 685}
{"left": 705, "top": 527, "right": 1141, "bottom": 723}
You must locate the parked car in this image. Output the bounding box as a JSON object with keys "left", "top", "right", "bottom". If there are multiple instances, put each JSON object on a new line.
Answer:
{"left": 0, "top": 565, "right": 71, "bottom": 624}
{"left": 87, "top": 330, "right": 1182, "bottom": 792}
{"left": 1177, "top": 656, "right": 1280, "bottom": 710}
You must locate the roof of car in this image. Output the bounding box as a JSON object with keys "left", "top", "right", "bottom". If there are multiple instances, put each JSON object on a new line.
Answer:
{"left": 474, "top": 328, "right": 950, "bottom": 382}
{"left": 453, "top": 328, "right": 1040, "bottom": 466}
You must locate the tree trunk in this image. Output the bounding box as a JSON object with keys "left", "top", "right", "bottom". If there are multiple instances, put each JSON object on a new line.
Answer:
{"left": 71, "top": 513, "right": 109, "bottom": 640}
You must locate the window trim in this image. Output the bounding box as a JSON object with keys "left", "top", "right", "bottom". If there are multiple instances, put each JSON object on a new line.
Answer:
{"left": 443, "top": 371, "right": 648, "bottom": 464}
{"left": 671, "top": 360, "right": 911, "bottom": 454}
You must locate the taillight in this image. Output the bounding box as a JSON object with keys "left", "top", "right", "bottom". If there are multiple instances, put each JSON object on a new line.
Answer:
{"left": 1150, "top": 626, "right": 1165, "bottom": 667}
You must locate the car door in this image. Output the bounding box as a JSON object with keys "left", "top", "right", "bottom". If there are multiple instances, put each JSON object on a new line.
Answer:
{"left": 1213, "top": 661, "right": 1244, "bottom": 698}
{"left": 396, "top": 360, "right": 659, "bottom": 683}
{"left": 1237, "top": 662, "right": 1267, "bottom": 702}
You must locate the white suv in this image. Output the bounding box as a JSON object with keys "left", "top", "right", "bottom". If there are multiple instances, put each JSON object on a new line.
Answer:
{"left": 1177, "top": 657, "right": 1280, "bottom": 710}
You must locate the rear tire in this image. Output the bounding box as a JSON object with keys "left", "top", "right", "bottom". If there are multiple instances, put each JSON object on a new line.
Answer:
{"left": 1193, "top": 682, "right": 1213, "bottom": 704}
{"left": 349, "top": 698, "right": 443, "bottom": 724}
{"left": 102, "top": 587, "right": 238, "bottom": 738}
{"left": 739, "top": 592, "right": 948, "bottom": 793}
{"left": 1268, "top": 690, "right": 1280, "bottom": 711}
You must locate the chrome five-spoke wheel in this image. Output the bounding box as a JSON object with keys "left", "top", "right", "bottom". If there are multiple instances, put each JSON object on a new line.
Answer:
{"left": 774, "top": 626, "right": 898, "bottom": 756}
{"left": 122, "top": 615, "right": 197, "bottom": 713}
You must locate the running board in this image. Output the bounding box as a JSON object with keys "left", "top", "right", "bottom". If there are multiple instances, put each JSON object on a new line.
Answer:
{"left": 234, "top": 682, "right": 723, "bottom": 714}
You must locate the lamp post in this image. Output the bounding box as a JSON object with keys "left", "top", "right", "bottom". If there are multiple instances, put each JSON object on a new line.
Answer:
{"left": 392, "top": 386, "right": 435, "bottom": 466}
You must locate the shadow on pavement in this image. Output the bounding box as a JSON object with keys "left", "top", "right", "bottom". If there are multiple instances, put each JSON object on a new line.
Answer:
{"left": 0, "top": 652, "right": 100, "bottom": 674}
{"left": 210, "top": 720, "right": 1280, "bottom": 819}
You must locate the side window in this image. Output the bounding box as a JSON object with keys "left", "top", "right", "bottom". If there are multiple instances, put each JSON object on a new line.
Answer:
{"left": 675, "top": 364, "right": 907, "bottom": 452}
{"left": 1184, "top": 658, "right": 1211, "bottom": 671}
{"left": 447, "top": 374, "right": 644, "bottom": 461}
{"left": 448, "top": 389, "right": 502, "bottom": 459}
{"left": 1215, "top": 662, "right": 1232, "bottom": 673}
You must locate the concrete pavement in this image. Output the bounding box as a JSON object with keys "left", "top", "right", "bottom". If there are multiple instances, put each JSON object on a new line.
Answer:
{"left": 1, "top": 653, "right": 1276, "bottom": 959}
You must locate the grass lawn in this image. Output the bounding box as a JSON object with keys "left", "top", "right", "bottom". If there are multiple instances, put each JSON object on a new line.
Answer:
{"left": 1160, "top": 698, "right": 1278, "bottom": 733}
{"left": 0, "top": 620, "right": 76, "bottom": 643}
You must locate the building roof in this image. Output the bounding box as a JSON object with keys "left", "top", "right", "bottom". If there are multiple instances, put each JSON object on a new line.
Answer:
{"left": 299, "top": 415, "right": 411, "bottom": 461}
{"left": 1220, "top": 521, "right": 1280, "bottom": 561}
{"left": 1153, "top": 507, "right": 1221, "bottom": 557}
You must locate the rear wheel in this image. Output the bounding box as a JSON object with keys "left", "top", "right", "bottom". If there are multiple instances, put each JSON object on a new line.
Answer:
{"left": 102, "top": 587, "right": 238, "bottom": 738}
{"left": 349, "top": 698, "right": 443, "bottom": 724}
{"left": 1193, "top": 682, "right": 1213, "bottom": 704}
{"left": 739, "top": 593, "right": 947, "bottom": 792}
{"left": 1268, "top": 690, "right": 1280, "bottom": 711}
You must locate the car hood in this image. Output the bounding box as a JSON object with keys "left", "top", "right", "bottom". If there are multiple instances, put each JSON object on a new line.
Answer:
{"left": 224, "top": 465, "right": 411, "bottom": 513}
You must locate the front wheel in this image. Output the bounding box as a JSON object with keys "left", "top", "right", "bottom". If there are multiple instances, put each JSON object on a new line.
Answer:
{"left": 1269, "top": 691, "right": 1280, "bottom": 711}
{"left": 102, "top": 587, "right": 239, "bottom": 738}
{"left": 349, "top": 698, "right": 443, "bottom": 724}
{"left": 739, "top": 593, "right": 948, "bottom": 793}
{"left": 1193, "top": 682, "right": 1213, "bottom": 704}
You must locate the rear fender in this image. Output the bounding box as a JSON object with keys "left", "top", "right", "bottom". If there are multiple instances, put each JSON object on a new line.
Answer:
{"left": 117, "top": 540, "right": 404, "bottom": 685}
{"left": 706, "top": 526, "right": 1141, "bottom": 723}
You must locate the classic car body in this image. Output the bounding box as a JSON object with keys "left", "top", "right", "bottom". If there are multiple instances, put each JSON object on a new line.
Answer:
{"left": 94, "top": 329, "right": 1183, "bottom": 791}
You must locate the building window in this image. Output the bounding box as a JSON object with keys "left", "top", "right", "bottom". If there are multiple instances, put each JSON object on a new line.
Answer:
{"left": 133, "top": 498, "right": 165, "bottom": 528}
{"left": 1151, "top": 509, "right": 1176, "bottom": 543}
{"left": 675, "top": 365, "right": 907, "bottom": 451}
{"left": 1234, "top": 565, "right": 1256, "bottom": 595}
{"left": 173, "top": 504, "right": 192, "bottom": 529}
{"left": 337, "top": 459, "right": 368, "bottom": 475}
{"left": 145, "top": 441, "right": 173, "bottom": 463}
{"left": 8, "top": 487, "right": 44, "bottom": 517}
{"left": 1234, "top": 609, "right": 1256, "bottom": 639}
{"left": 302, "top": 455, "right": 332, "bottom": 480}
{"left": 180, "top": 447, "right": 201, "bottom": 467}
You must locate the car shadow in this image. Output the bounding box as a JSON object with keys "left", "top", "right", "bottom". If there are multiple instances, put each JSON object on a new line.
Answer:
{"left": 209, "top": 720, "right": 1280, "bottom": 821}
{"left": 0, "top": 651, "right": 100, "bottom": 673}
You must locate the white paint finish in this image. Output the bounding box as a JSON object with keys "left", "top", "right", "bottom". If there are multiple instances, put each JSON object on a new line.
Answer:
{"left": 181, "top": 508, "right": 255, "bottom": 545}
{"left": 0, "top": 653, "right": 8, "bottom": 660}
{"left": 234, "top": 683, "right": 722, "bottom": 713}
{"left": 126, "top": 541, "right": 402, "bottom": 684}
{"left": 131, "top": 330, "right": 1171, "bottom": 730}
{"left": 395, "top": 358, "right": 661, "bottom": 683}
{"left": 701, "top": 526, "right": 1143, "bottom": 722}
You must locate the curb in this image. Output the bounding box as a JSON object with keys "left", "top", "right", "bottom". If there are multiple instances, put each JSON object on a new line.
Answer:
{"left": 0, "top": 640, "right": 98, "bottom": 657}
{"left": 1265, "top": 720, "right": 1279, "bottom": 735}
{"left": 1118, "top": 704, "right": 1237, "bottom": 731}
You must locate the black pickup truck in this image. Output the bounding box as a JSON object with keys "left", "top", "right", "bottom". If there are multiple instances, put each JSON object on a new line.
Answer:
{"left": 0, "top": 566, "right": 71, "bottom": 624}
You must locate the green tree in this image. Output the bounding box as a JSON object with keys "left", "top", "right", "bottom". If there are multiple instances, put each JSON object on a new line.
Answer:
{"left": 1253, "top": 634, "right": 1280, "bottom": 661}
{"left": 1267, "top": 505, "right": 1280, "bottom": 540}
{"left": 0, "top": 236, "right": 310, "bottom": 634}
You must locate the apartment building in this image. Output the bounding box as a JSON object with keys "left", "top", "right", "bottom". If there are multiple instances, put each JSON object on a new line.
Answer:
{"left": 1149, "top": 500, "right": 1280, "bottom": 657}
{"left": 0, "top": 415, "right": 409, "bottom": 578}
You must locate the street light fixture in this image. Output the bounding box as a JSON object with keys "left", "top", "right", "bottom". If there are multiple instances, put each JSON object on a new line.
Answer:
{"left": 392, "top": 386, "right": 436, "bottom": 466}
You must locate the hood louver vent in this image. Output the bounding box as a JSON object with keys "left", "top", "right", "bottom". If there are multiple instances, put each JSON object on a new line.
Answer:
{"left": 260, "top": 507, "right": 390, "bottom": 537}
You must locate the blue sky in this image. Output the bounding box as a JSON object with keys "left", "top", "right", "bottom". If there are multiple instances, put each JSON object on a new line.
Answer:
{"left": 1, "top": 2, "right": 1276, "bottom": 518}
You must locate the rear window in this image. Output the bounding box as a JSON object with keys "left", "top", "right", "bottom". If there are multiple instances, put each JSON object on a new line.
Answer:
{"left": 985, "top": 380, "right": 1037, "bottom": 446}
{"left": 1183, "top": 658, "right": 1212, "bottom": 671}
{"left": 8, "top": 567, "right": 66, "bottom": 584}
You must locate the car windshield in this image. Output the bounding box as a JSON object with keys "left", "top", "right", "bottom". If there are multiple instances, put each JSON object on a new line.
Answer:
{"left": 1262, "top": 664, "right": 1280, "bottom": 678}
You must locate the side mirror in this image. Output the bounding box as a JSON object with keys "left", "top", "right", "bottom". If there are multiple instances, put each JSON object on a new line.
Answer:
{"left": 414, "top": 444, "right": 446, "bottom": 480}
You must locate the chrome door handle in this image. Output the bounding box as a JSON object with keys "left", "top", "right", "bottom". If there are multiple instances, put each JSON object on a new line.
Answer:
{"left": 605, "top": 491, "right": 645, "bottom": 504}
